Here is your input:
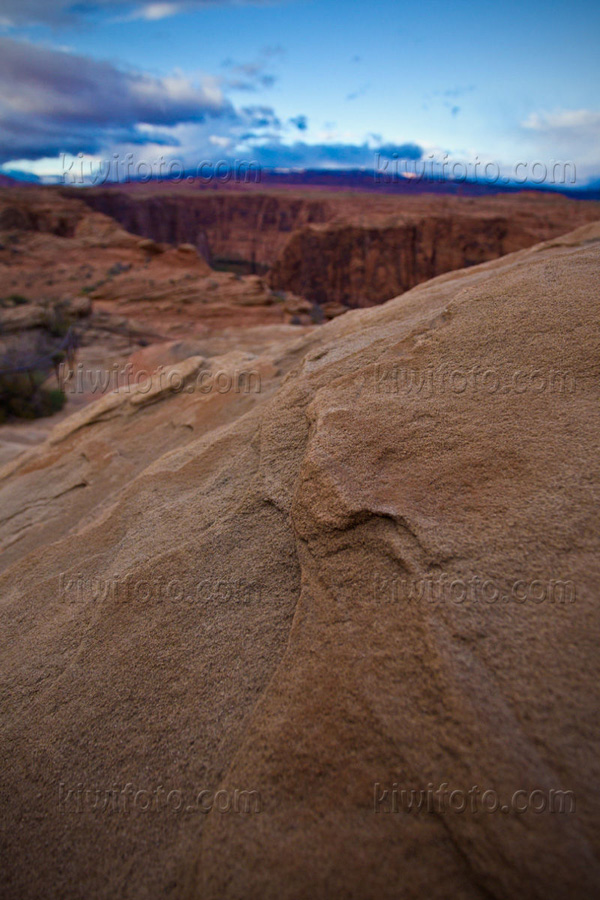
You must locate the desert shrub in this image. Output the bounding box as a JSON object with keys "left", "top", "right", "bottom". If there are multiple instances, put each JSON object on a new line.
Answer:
{"left": 45, "top": 388, "right": 66, "bottom": 414}
{"left": 107, "top": 262, "right": 131, "bottom": 278}
{"left": 44, "top": 307, "right": 70, "bottom": 337}
{"left": 0, "top": 370, "right": 65, "bottom": 420}
{"left": 0, "top": 329, "right": 70, "bottom": 420}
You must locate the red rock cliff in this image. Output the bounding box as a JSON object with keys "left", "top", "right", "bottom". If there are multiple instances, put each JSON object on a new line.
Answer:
{"left": 75, "top": 187, "right": 600, "bottom": 306}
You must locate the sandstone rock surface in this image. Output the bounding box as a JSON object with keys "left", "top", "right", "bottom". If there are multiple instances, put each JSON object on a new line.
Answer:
{"left": 0, "top": 223, "right": 599, "bottom": 900}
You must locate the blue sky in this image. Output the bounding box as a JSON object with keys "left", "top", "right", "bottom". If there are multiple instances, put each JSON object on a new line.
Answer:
{"left": 1, "top": 0, "right": 599, "bottom": 183}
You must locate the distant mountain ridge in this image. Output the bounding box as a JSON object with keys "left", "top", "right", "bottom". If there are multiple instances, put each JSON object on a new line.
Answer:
{"left": 50, "top": 164, "right": 600, "bottom": 200}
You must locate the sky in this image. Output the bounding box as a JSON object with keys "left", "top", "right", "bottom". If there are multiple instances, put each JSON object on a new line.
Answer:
{"left": 0, "top": 0, "right": 599, "bottom": 185}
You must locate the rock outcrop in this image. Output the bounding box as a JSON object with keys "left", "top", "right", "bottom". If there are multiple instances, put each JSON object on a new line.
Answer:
{"left": 1, "top": 221, "right": 599, "bottom": 899}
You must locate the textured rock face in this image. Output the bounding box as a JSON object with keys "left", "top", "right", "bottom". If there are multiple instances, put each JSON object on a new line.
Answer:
{"left": 77, "top": 189, "right": 331, "bottom": 268}
{"left": 267, "top": 216, "right": 537, "bottom": 305}
{"left": 78, "top": 186, "right": 600, "bottom": 306}
{"left": 1, "top": 223, "right": 599, "bottom": 899}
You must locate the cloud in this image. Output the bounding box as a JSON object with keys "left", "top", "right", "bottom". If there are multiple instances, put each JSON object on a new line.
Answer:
{"left": 96, "top": 127, "right": 423, "bottom": 176}
{"left": 522, "top": 109, "right": 600, "bottom": 142}
{"left": 0, "top": 35, "right": 424, "bottom": 177}
{"left": 346, "top": 84, "right": 370, "bottom": 102}
{"left": 260, "top": 45, "right": 285, "bottom": 58}
{"left": 239, "top": 140, "right": 423, "bottom": 169}
{"left": 221, "top": 54, "right": 278, "bottom": 92}
{"left": 208, "top": 134, "right": 232, "bottom": 148}
{"left": 0, "top": 0, "right": 276, "bottom": 27}
{"left": 227, "top": 73, "right": 277, "bottom": 91}
{"left": 371, "top": 143, "right": 424, "bottom": 161}
{"left": 426, "top": 86, "right": 473, "bottom": 117}
{"left": 0, "top": 37, "right": 232, "bottom": 162}
{"left": 128, "top": 3, "right": 183, "bottom": 20}
{"left": 239, "top": 106, "right": 282, "bottom": 129}
{"left": 520, "top": 109, "right": 600, "bottom": 177}
{"left": 289, "top": 115, "right": 308, "bottom": 131}
{"left": 440, "top": 86, "right": 475, "bottom": 99}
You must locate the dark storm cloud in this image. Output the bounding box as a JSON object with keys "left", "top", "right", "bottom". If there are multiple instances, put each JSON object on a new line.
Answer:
{"left": 0, "top": 37, "right": 232, "bottom": 161}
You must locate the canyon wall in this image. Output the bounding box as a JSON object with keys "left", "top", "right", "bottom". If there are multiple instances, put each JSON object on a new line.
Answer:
{"left": 0, "top": 192, "right": 89, "bottom": 236}
{"left": 267, "top": 216, "right": 537, "bottom": 306}
{"left": 76, "top": 190, "right": 331, "bottom": 270}
{"left": 75, "top": 188, "right": 600, "bottom": 306}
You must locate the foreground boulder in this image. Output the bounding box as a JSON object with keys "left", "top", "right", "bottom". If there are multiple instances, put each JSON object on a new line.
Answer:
{"left": 0, "top": 223, "right": 599, "bottom": 899}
